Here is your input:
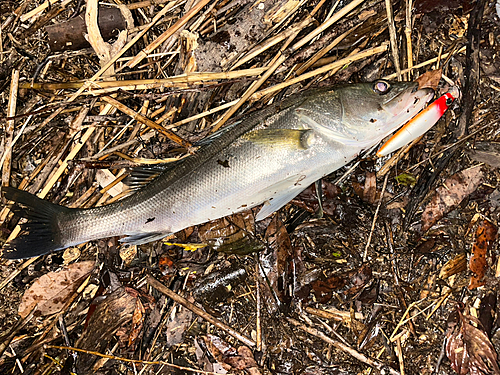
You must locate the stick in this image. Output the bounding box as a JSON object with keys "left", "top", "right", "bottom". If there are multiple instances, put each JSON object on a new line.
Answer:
{"left": 147, "top": 275, "right": 256, "bottom": 347}
{"left": 287, "top": 318, "right": 400, "bottom": 375}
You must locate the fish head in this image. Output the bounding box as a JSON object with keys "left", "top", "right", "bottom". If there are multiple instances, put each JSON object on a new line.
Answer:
{"left": 336, "top": 80, "right": 434, "bottom": 147}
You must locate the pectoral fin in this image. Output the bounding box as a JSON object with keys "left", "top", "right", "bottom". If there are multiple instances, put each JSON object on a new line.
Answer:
{"left": 243, "top": 129, "right": 314, "bottom": 149}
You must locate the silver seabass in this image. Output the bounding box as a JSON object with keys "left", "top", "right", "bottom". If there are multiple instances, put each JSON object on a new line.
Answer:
{"left": 2, "top": 80, "right": 433, "bottom": 259}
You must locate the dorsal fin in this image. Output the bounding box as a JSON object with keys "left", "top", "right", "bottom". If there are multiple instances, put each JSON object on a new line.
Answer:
{"left": 124, "top": 162, "right": 179, "bottom": 193}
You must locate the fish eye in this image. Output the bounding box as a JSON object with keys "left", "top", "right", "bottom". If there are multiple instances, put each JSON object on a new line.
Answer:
{"left": 373, "top": 80, "right": 391, "bottom": 95}
{"left": 446, "top": 97, "right": 453, "bottom": 106}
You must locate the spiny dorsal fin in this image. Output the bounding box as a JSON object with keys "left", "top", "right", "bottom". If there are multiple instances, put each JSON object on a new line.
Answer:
{"left": 124, "top": 162, "right": 178, "bottom": 193}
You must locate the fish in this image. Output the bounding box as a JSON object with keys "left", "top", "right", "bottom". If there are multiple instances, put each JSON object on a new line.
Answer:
{"left": 2, "top": 80, "right": 433, "bottom": 259}
{"left": 376, "top": 91, "right": 455, "bottom": 157}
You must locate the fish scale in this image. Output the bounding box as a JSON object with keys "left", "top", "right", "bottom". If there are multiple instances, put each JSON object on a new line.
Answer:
{"left": 2, "top": 81, "right": 434, "bottom": 259}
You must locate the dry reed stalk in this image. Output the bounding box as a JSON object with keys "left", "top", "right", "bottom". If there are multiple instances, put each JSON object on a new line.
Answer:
{"left": 1, "top": 70, "right": 19, "bottom": 189}
{"left": 101, "top": 96, "right": 191, "bottom": 148}
{"left": 124, "top": 0, "right": 212, "bottom": 69}
{"left": 3, "top": 103, "right": 115, "bottom": 245}
{"left": 383, "top": 46, "right": 466, "bottom": 80}
{"left": 385, "top": 0, "right": 402, "bottom": 81}
{"left": 166, "top": 43, "right": 389, "bottom": 131}
{"left": 67, "top": 1, "right": 179, "bottom": 102}
{"left": 26, "top": 68, "right": 266, "bottom": 91}
{"left": 292, "top": 0, "right": 366, "bottom": 51}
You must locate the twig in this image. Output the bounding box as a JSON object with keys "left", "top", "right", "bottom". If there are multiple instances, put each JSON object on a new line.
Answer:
{"left": 295, "top": 25, "right": 359, "bottom": 76}
{"left": 363, "top": 173, "right": 389, "bottom": 262}
{"left": 255, "top": 259, "right": 262, "bottom": 351}
{"left": 291, "top": 0, "right": 366, "bottom": 51}
{"left": 404, "top": 0, "right": 413, "bottom": 80}
{"left": 22, "top": 68, "right": 266, "bottom": 91}
{"left": 45, "top": 345, "right": 225, "bottom": 375}
{"left": 383, "top": 46, "right": 466, "bottom": 80}
{"left": 287, "top": 318, "right": 400, "bottom": 375}
{"left": 3, "top": 104, "right": 114, "bottom": 253}
{"left": 147, "top": 275, "right": 256, "bottom": 347}
{"left": 211, "top": 24, "right": 298, "bottom": 132}
{"left": 166, "top": 44, "right": 388, "bottom": 132}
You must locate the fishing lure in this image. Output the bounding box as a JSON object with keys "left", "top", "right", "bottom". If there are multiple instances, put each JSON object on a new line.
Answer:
{"left": 376, "top": 92, "right": 455, "bottom": 157}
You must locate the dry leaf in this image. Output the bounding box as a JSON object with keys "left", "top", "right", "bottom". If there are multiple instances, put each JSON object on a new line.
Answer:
{"left": 262, "top": 215, "right": 293, "bottom": 309}
{"left": 128, "top": 298, "right": 145, "bottom": 348}
{"left": 225, "top": 346, "right": 261, "bottom": 375}
{"left": 18, "top": 261, "right": 94, "bottom": 318}
{"left": 198, "top": 211, "right": 261, "bottom": 255}
{"left": 421, "top": 166, "right": 483, "bottom": 232}
{"left": 166, "top": 304, "right": 193, "bottom": 347}
{"left": 469, "top": 220, "right": 497, "bottom": 289}
{"left": 446, "top": 309, "right": 500, "bottom": 375}
{"left": 467, "top": 142, "right": 500, "bottom": 168}
{"left": 415, "top": 68, "right": 442, "bottom": 90}
{"left": 439, "top": 253, "right": 467, "bottom": 279}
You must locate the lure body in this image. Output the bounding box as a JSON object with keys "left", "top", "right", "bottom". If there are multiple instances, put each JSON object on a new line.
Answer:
{"left": 376, "top": 92, "right": 455, "bottom": 157}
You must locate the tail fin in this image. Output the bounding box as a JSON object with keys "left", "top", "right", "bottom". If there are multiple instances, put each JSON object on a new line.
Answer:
{"left": 2, "top": 187, "right": 70, "bottom": 259}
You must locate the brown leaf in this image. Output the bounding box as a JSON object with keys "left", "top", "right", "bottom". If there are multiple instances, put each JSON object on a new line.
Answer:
{"left": 201, "top": 334, "right": 236, "bottom": 371}
{"left": 166, "top": 302, "right": 194, "bottom": 347}
{"left": 439, "top": 253, "right": 467, "bottom": 279}
{"left": 421, "top": 166, "right": 483, "bottom": 232}
{"left": 469, "top": 220, "right": 497, "bottom": 289}
{"left": 446, "top": 310, "right": 500, "bottom": 375}
{"left": 467, "top": 142, "right": 500, "bottom": 168}
{"left": 18, "top": 261, "right": 95, "bottom": 318}
{"left": 225, "top": 346, "right": 261, "bottom": 374}
{"left": 311, "top": 264, "right": 372, "bottom": 303}
{"left": 262, "top": 215, "right": 293, "bottom": 309}
{"left": 415, "top": 69, "right": 442, "bottom": 90}
{"left": 128, "top": 298, "right": 145, "bottom": 348}
{"left": 198, "top": 210, "right": 261, "bottom": 254}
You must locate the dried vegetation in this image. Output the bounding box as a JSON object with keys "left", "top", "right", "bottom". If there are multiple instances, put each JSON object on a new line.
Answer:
{"left": 1, "top": 0, "right": 500, "bottom": 374}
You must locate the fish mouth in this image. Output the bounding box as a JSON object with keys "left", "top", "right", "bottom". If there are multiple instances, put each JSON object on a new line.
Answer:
{"left": 381, "top": 85, "right": 435, "bottom": 137}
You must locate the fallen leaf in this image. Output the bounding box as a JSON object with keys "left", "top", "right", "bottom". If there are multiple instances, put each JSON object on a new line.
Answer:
{"left": 198, "top": 211, "right": 262, "bottom": 255}
{"left": 166, "top": 303, "right": 194, "bottom": 347}
{"left": 467, "top": 142, "right": 500, "bottom": 168}
{"left": 469, "top": 220, "right": 497, "bottom": 289}
{"left": 18, "top": 261, "right": 94, "bottom": 318}
{"left": 225, "top": 346, "right": 261, "bottom": 375}
{"left": 128, "top": 298, "right": 145, "bottom": 348}
{"left": 415, "top": 69, "right": 442, "bottom": 90}
{"left": 421, "top": 165, "right": 483, "bottom": 233}
{"left": 261, "top": 215, "right": 293, "bottom": 311}
{"left": 439, "top": 253, "right": 467, "bottom": 279}
{"left": 311, "top": 264, "right": 372, "bottom": 303}
{"left": 446, "top": 309, "right": 500, "bottom": 375}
